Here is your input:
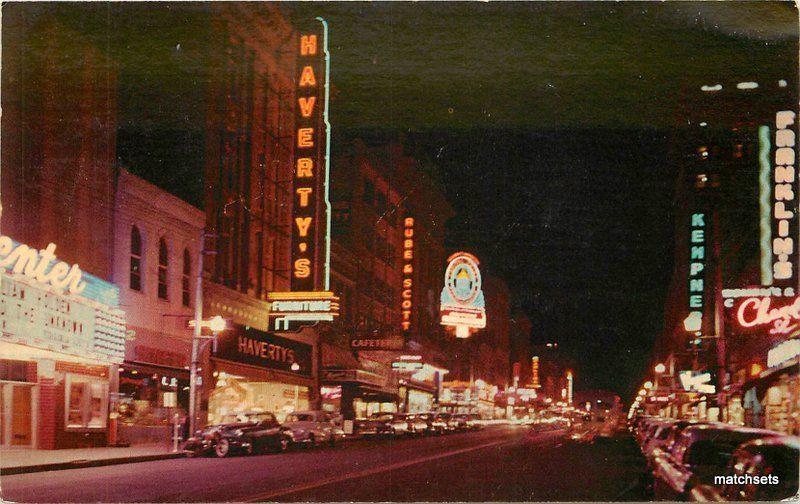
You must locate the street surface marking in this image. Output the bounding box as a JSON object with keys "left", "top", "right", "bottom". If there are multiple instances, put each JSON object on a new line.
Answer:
{"left": 241, "top": 437, "right": 516, "bottom": 502}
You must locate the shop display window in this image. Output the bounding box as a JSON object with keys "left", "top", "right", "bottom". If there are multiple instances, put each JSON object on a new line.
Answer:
{"left": 65, "top": 374, "right": 108, "bottom": 429}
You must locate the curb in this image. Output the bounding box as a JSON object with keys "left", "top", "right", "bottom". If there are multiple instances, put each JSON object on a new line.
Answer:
{"left": 1, "top": 452, "right": 185, "bottom": 476}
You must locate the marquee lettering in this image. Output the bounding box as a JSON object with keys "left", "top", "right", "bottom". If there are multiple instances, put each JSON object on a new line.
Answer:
{"left": 0, "top": 236, "right": 86, "bottom": 295}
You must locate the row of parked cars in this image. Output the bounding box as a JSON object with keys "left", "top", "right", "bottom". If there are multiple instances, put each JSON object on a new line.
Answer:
{"left": 631, "top": 415, "right": 799, "bottom": 501}
{"left": 356, "top": 412, "right": 483, "bottom": 437}
{"left": 184, "top": 410, "right": 483, "bottom": 458}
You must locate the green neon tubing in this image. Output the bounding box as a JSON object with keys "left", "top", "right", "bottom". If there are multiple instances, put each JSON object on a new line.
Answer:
{"left": 758, "top": 125, "right": 772, "bottom": 286}
{"left": 316, "top": 16, "right": 332, "bottom": 292}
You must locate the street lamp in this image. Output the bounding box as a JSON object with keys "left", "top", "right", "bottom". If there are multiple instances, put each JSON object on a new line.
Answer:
{"left": 644, "top": 381, "right": 653, "bottom": 390}
{"left": 654, "top": 363, "right": 666, "bottom": 374}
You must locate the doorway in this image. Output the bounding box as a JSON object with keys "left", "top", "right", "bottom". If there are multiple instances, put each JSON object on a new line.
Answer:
{"left": 1, "top": 382, "right": 35, "bottom": 448}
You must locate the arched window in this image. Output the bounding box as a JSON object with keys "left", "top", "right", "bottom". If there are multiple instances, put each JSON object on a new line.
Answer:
{"left": 130, "top": 226, "right": 143, "bottom": 291}
{"left": 182, "top": 249, "right": 191, "bottom": 307}
{"left": 158, "top": 238, "right": 169, "bottom": 300}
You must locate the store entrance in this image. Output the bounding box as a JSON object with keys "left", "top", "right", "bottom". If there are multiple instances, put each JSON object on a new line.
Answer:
{"left": 1, "top": 382, "right": 34, "bottom": 448}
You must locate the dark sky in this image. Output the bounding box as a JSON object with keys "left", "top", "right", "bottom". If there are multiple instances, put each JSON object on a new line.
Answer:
{"left": 285, "top": 1, "right": 798, "bottom": 396}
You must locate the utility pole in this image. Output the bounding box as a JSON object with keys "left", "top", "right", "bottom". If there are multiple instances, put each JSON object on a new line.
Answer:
{"left": 188, "top": 232, "right": 205, "bottom": 437}
{"left": 188, "top": 231, "right": 219, "bottom": 436}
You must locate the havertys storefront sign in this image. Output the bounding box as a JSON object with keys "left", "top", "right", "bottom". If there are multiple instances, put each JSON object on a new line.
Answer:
{"left": 215, "top": 324, "right": 312, "bottom": 377}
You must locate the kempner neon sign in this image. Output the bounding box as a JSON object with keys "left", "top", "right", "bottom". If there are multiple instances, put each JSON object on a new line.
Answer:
{"left": 401, "top": 217, "right": 414, "bottom": 332}
{"left": 0, "top": 234, "right": 86, "bottom": 295}
{"left": 736, "top": 296, "right": 800, "bottom": 335}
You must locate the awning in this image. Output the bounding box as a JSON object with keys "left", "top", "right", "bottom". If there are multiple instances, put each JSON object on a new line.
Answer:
{"left": 322, "top": 342, "right": 360, "bottom": 368}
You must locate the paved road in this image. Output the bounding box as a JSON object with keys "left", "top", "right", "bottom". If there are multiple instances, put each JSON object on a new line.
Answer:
{"left": 2, "top": 425, "right": 648, "bottom": 502}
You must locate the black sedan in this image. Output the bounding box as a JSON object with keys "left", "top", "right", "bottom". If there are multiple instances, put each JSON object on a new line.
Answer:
{"left": 183, "top": 411, "right": 293, "bottom": 458}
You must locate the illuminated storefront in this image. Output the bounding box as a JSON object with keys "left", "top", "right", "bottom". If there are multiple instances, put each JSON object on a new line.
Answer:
{"left": 321, "top": 344, "right": 398, "bottom": 424}
{"left": 0, "top": 235, "right": 126, "bottom": 448}
{"left": 393, "top": 356, "right": 446, "bottom": 413}
{"left": 439, "top": 380, "right": 497, "bottom": 419}
{"left": 208, "top": 323, "right": 315, "bottom": 423}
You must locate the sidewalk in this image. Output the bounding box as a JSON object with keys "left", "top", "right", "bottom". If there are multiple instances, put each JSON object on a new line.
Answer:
{"left": 1, "top": 444, "right": 184, "bottom": 475}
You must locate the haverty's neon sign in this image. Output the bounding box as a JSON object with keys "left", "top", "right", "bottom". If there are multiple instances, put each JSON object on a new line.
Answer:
{"left": 736, "top": 296, "right": 800, "bottom": 335}
{"left": 0, "top": 235, "right": 86, "bottom": 295}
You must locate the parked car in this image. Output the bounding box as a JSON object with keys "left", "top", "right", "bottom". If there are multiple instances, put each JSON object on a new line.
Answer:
{"left": 356, "top": 412, "right": 410, "bottom": 437}
{"left": 436, "top": 412, "right": 459, "bottom": 432}
{"left": 416, "top": 412, "right": 448, "bottom": 435}
{"left": 651, "top": 423, "right": 780, "bottom": 500}
{"left": 689, "top": 435, "right": 800, "bottom": 502}
{"left": 398, "top": 413, "right": 429, "bottom": 436}
{"left": 466, "top": 413, "right": 484, "bottom": 431}
{"left": 183, "top": 411, "right": 293, "bottom": 458}
{"left": 282, "top": 410, "right": 345, "bottom": 447}
{"left": 642, "top": 420, "right": 676, "bottom": 461}
{"left": 452, "top": 414, "right": 471, "bottom": 431}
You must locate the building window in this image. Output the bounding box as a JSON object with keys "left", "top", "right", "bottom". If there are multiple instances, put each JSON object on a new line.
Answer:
{"left": 182, "top": 248, "right": 191, "bottom": 307}
{"left": 158, "top": 238, "right": 169, "bottom": 300}
{"left": 65, "top": 374, "right": 108, "bottom": 429}
{"left": 130, "top": 226, "right": 143, "bottom": 291}
{"left": 363, "top": 179, "right": 375, "bottom": 204}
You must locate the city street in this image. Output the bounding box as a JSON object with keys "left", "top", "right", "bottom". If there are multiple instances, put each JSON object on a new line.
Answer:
{"left": 2, "top": 425, "right": 647, "bottom": 502}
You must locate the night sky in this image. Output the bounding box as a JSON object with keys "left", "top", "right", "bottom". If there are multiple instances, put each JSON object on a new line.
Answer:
{"left": 287, "top": 1, "right": 798, "bottom": 396}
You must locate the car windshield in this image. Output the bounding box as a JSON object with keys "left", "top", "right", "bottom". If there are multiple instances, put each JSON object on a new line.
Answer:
{"left": 286, "top": 413, "right": 315, "bottom": 422}
{"left": 220, "top": 412, "right": 271, "bottom": 424}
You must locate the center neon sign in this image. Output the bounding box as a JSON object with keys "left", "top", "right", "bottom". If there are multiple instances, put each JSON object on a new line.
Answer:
{"left": 0, "top": 235, "right": 86, "bottom": 295}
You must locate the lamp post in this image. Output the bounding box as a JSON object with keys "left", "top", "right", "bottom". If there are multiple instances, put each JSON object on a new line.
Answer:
{"left": 188, "top": 231, "right": 220, "bottom": 437}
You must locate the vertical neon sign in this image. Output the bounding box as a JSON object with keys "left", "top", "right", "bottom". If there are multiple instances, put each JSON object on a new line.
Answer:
{"left": 290, "top": 18, "right": 331, "bottom": 293}
{"left": 401, "top": 217, "right": 415, "bottom": 333}
{"left": 685, "top": 213, "right": 706, "bottom": 333}
{"left": 772, "top": 110, "right": 796, "bottom": 285}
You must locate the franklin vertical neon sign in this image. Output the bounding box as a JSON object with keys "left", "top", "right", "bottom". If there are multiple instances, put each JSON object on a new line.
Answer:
{"left": 772, "top": 110, "right": 797, "bottom": 285}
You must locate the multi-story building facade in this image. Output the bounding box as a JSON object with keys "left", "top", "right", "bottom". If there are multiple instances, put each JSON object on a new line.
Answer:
{"left": 653, "top": 66, "right": 800, "bottom": 433}
{"left": 323, "top": 138, "right": 455, "bottom": 420}
{"left": 509, "top": 312, "right": 534, "bottom": 387}
{"left": 110, "top": 3, "right": 320, "bottom": 425}
{"left": 1, "top": 7, "right": 126, "bottom": 449}
{"left": 112, "top": 170, "right": 205, "bottom": 445}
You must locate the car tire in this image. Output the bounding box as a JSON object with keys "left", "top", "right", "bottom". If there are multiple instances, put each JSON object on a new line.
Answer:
{"left": 308, "top": 434, "right": 316, "bottom": 448}
{"left": 278, "top": 436, "right": 289, "bottom": 453}
{"left": 214, "top": 438, "right": 231, "bottom": 458}
{"left": 329, "top": 434, "right": 336, "bottom": 447}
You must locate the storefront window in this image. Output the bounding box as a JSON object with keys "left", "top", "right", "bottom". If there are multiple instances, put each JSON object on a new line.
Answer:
{"left": 65, "top": 374, "right": 108, "bottom": 429}
{"left": 208, "top": 373, "right": 310, "bottom": 424}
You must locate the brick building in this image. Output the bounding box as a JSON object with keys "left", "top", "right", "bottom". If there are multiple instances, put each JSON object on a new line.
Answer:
{"left": 1, "top": 6, "right": 126, "bottom": 449}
